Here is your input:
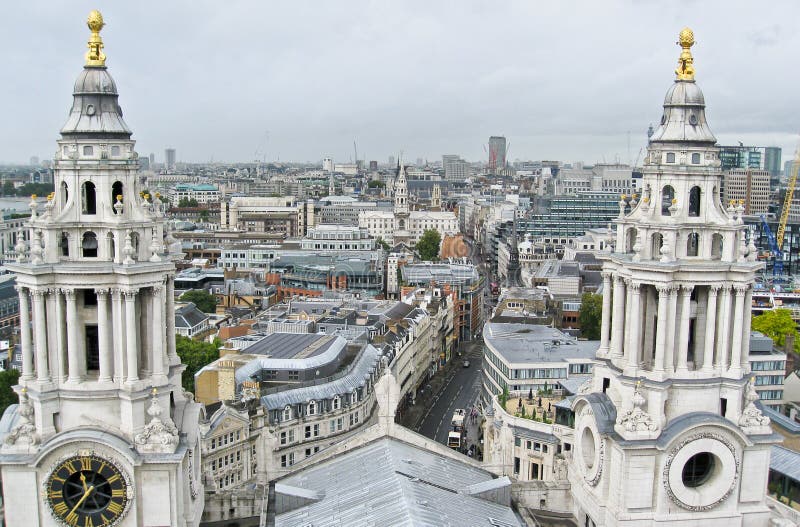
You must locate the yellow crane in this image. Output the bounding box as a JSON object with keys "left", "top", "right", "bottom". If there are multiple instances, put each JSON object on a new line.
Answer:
{"left": 777, "top": 147, "right": 800, "bottom": 249}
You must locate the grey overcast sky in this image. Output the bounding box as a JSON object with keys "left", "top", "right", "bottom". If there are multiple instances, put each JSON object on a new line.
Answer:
{"left": 2, "top": 0, "right": 799, "bottom": 166}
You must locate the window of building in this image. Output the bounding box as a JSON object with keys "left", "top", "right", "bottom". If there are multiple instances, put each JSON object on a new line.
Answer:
{"left": 304, "top": 425, "right": 311, "bottom": 439}
{"left": 60, "top": 232, "right": 70, "bottom": 257}
{"left": 283, "top": 406, "right": 293, "bottom": 421}
{"left": 82, "top": 181, "right": 97, "bottom": 215}
{"left": 288, "top": 371, "right": 300, "bottom": 381}
{"left": 691, "top": 152, "right": 701, "bottom": 164}
{"left": 666, "top": 152, "right": 675, "bottom": 163}
{"left": 661, "top": 185, "right": 675, "bottom": 216}
{"left": 82, "top": 231, "right": 98, "bottom": 257}
{"left": 333, "top": 396, "right": 341, "bottom": 410}
{"left": 83, "top": 145, "right": 93, "bottom": 156}
{"left": 688, "top": 186, "right": 701, "bottom": 217}
{"left": 280, "top": 431, "right": 287, "bottom": 445}
{"left": 513, "top": 457, "right": 520, "bottom": 475}
{"left": 111, "top": 145, "right": 121, "bottom": 157}
{"left": 307, "top": 400, "right": 317, "bottom": 416}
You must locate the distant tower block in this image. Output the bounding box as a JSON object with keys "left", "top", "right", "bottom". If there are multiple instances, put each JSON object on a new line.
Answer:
{"left": 323, "top": 156, "right": 334, "bottom": 172}
{"left": 488, "top": 136, "right": 507, "bottom": 172}
{"left": 165, "top": 147, "right": 176, "bottom": 170}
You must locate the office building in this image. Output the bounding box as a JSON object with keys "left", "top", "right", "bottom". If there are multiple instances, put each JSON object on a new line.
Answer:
{"left": 488, "top": 135, "right": 507, "bottom": 171}
{"left": 442, "top": 154, "right": 471, "bottom": 182}
{"left": 165, "top": 147, "right": 176, "bottom": 170}
{"left": 723, "top": 168, "right": 771, "bottom": 214}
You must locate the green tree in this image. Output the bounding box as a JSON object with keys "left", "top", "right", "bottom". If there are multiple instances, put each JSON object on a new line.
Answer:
{"left": 178, "top": 198, "right": 199, "bottom": 208}
{"left": 15, "top": 183, "right": 54, "bottom": 197}
{"left": 2, "top": 181, "right": 15, "bottom": 196}
{"left": 175, "top": 336, "right": 221, "bottom": 393}
{"left": 199, "top": 210, "right": 210, "bottom": 222}
{"left": 0, "top": 369, "right": 21, "bottom": 418}
{"left": 375, "top": 237, "right": 390, "bottom": 251}
{"left": 752, "top": 309, "right": 800, "bottom": 354}
{"left": 179, "top": 289, "right": 217, "bottom": 313}
{"left": 416, "top": 229, "right": 442, "bottom": 261}
{"left": 368, "top": 180, "right": 385, "bottom": 188}
{"left": 578, "top": 292, "right": 603, "bottom": 340}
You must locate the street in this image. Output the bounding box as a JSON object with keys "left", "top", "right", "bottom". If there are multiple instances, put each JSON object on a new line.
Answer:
{"left": 416, "top": 339, "right": 485, "bottom": 445}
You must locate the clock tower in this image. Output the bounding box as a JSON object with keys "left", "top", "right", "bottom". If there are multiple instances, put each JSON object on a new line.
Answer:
{"left": 570, "top": 29, "right": 777, "bottom": 526}
{"left": 0, "top": 11, "right": 204, "bottom": 527}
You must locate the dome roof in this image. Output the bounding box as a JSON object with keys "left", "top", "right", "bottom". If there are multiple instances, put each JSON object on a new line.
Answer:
{"left": 60, "top": 66, "right": 131, "bottom": 138}
{"left": 648, "top": 80, "right": 716, "bottom": 145}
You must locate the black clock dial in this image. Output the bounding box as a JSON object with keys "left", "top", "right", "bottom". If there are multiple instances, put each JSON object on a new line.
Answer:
{"left": 46, "top": 454, "right": 128, "bottom": 527}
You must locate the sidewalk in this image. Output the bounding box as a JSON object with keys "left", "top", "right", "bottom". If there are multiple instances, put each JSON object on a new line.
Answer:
{"left": 396, "top": 358, "right": 459, "bottom": 430}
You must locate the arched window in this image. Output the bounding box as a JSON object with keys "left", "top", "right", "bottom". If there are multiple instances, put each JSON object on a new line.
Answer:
{"left": 130, "top": 232, "right": 139, "bottom": 260}
{"left": 687, "top": 232, "right": 699, "bottom": 257}
{"left": 661, "top": 185, "right": 675, "bottom": 216}
{"left": 666, "top": 152, "right": 676, "bottom": 163}
{"left": 61, "top": 181, "right": 69, "bottom": 205}
{"left": 691, "top": 152, "right": 701, "bottom": 164}
{"left": 625, "top": 227, "right": 638, "bottom": 253}
{"left": 688, "top": 186, "right": 701, "bottom": 217}
{"left": 651, "top": 232, "right": 663, "bottom": 259}
{"left": 711, "top": 233, "right": 723, "bottom": 260}
{"left": 307, "top": 400, "right": 317, "bottom": 416}
{"left": 82, "top": 181, "right": 97, "bottom": 215}
{"left": 283, "top": 406, "right": 293, "bottom": 422}
{"left": 60, "top": 232, "right": 69, "bottom": 257}
{"left": 112, "top": 181, "right": 123, "bottom": 214}
{"left": 332, "top": 396, "right": 341, "bottom": 410}
{"left": 82, "top": 231, "right": 98, "bottom": 257}
{"left": 350, "top": 391, "right": 358, "bottom": 404}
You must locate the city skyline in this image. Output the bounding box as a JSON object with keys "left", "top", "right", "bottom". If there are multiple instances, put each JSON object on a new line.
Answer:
{"left": 2, "top": 1, "right": 799, "bottom": 165}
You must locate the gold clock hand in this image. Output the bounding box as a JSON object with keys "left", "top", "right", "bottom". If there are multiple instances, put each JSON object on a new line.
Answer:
{"left": 80, "top": 473, "right": 88, "bottom": 492}
{"left": 68, "top": 485, "right": 94, "bottom": 516}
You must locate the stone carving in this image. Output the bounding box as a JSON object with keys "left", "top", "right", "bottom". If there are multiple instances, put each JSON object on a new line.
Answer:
{"left": 739, "top": 377, "right": 771, "bottom": 432}
{"left": 662, "top": 432, "right": 739, "bottom": 511}
{"left": 148, "top": 227, "right": 163, "bottom": 262}
{"left": 188, "top": 448, "right": 200, "bottom": 499}
{"left": 122, "top": 231, "right": 135, "bottom": 264}
{"left": 585, "top": 440, "right": 604, "bottom": 487}
{"left": 14, "top": 227, "right": 27, "bottom": 263}
{"left": 4, "top": 388, "right": 40, "bottom": 447}
{"left": 554, "top": 455, "right": 569, "bottom": 481}
{"left": 135, "top": 388, "right": 178, "bottom": 453}
{"left": 616, "top": 381, "right": 657, "bottom": 432}
{"left": 30, "top": 229, "right": 43, "bottom": 265}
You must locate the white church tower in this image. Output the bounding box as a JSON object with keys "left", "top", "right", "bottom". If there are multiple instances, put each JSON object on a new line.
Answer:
{"left": 393, "top": 155, "right": 412, "bottom": 245}
{"left": 570, "top": 28, "right": 776, "bottom": 527}
{"left": 0, "top": 11, "right": 204, "bottom": 527}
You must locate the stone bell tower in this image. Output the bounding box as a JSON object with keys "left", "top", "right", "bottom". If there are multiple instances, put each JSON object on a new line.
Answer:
{"left": 0, "top": 11, "right": 203, "bottom": 526}
{"left": 570, "top": 28, "right": 776, "bottom": 527}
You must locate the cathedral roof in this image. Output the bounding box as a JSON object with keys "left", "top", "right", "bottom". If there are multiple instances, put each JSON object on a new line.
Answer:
{"left": 648, "top": 28, "right": 716, "bottom": 146}
{"left": 60, "top": 12, "right": 132, "bottom": 138}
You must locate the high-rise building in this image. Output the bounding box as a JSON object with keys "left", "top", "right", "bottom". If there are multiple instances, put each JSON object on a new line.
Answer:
{"left": 723, "top": 168, "right": 771, "bottom": 214}
{"left": 0, "top": 12, "right": 203, "bottom": 526}
{"left": 765, "top": 146, "right": 782, "bottom": 178}
{"left": 488, "top": 136, "right": 507, "bottom": 171}
{"left": 149, "top": 152, "right": 155, "bottom": 167}
{"left": 369, "top": 160, "right": 378, "bottom": 171}
{"left": 571, "top": 28, "right": 775, "bottom": 526}
{"left": 322, "top": 156, "right": 334, "bottom": 172}
{"left": 165, "top": 147, "right": 176, "bottom": 171}
{"left": 388, "top": 155, "right": 395, "bottom": 167}
{"left": 442, "top": 154, "right": 471, "bottom": 182}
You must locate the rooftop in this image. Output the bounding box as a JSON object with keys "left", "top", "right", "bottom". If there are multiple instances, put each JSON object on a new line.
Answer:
{"left": 483, "top": 322, "right": 598, "bottom": 364}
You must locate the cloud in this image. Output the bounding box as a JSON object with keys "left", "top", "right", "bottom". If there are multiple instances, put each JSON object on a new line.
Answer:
{"left": 1, "top": 0, "right": 798, "bottom": 164}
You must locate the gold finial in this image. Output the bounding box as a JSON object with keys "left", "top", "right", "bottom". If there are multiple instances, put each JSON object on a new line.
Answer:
{"left": 675, "top": 27, "right": 695, "bottom": 81}
{"left": 152, "top": 387, "right": 158, "bottom": 396}
{"left": 85, "top": 10, "right": 106, "bottom": 67}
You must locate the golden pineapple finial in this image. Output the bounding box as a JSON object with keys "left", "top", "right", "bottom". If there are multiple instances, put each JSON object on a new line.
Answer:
{"left": 85, "top": 10, "right": 106, "bottom": 67}
{"left": 675, "top": 27, "right": 695, "bottom": 81}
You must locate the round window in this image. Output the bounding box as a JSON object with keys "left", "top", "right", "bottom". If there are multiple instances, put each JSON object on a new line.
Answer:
{"left": 689, "top": 114, "right": 698, "bottom": 125}
{"left": 581, "top": 427, "right": 596, "bottom": 470}
{"left": 681, "top": 452, "right": 715, "bottom": 488}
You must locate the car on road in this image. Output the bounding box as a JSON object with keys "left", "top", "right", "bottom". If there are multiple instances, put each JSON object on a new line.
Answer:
{"left": 463, "top": 360, "right": 470, "bottom": 368}
{"left": 447, "top": 431, "right": 462, "bottom": 449}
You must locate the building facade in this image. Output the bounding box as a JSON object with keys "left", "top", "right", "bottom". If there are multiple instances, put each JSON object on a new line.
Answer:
{"left": 570, "top": 30, "right": 776, "bottom": 526}
{"left": 723, "top": 168, "right": 771, "bottom": 214}
{"left": 0, "top": 12, "right": 203, "bottom": 526}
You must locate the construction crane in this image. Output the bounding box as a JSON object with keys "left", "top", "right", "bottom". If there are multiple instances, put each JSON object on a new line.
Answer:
{"left": 760, "top": 214, "right": 784, "bottom": 277}
{"left": 776, "top": 146, "right": 800, "bottom": 251}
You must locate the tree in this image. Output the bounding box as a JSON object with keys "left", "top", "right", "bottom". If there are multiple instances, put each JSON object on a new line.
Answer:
{"left": 179, "top": 289, "right": 217, "bottom": 313}
{"left": 199, "top": 210, "right": 210, "bottom": 222}
{"left": 175, "top": 336, "right": 220, "bottom": 393}
{"left": 416, "top": 229, "right": 442, "bottom": 261}
{"left": 15, "top": 182, "right": 54, "bottom": 197}
{"left": 0, "top": 369, "right": 20, "bottom": 418}
{"left": 578, "top": 292, "right": 603, "bottom": 340}
{"left": 752, "top": 309, "right": 800, "bottom": 354}
{"left": 375, "top": 237, "right": 390, "bottom": 251}
{"left": 178, "top": 197, "right": 199, "bottom": 208}
{"left": 2, "top": 181, "right": 15, "bottom": 196}
{"left": 368, "top": 180, "right": 385, "bottom": 188}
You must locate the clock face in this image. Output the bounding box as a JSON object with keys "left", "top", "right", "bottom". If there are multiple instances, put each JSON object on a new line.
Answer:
{"left": 46, "top": 454, "right": 129, "bottom": 527}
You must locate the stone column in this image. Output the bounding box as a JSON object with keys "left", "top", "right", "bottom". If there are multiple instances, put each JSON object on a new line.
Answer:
{"left": 111, "top": 289, "right": 126, "bottom": 382}
{"left": 654, "top": 285, "right": 670, "bottom": 373}
{"left": 151, "top": 285, "right": 165, "bottom": 380}
{"left": 32, "top": 289, "right": 50, "bottom": 382}
{"left": 53, "top": 289, "right": 67, "bottom": 382}
{"left": 610, "top": 276, "right": 626, "bottom": 359}
{"left": 16, "top": 286, "right": 33, "bottom": 380}
{"left": 741, "top": 286, "right": 753, "bottom": 371}
{"left": 664, "top": 287, "right": 678, "bottom": 374}
{"left": 623, "top": 280, "right": 634, "bottom": 362}
{"left": 702, "top": 285, "right": 719, "bottom": 373}
{"left": 729, "top": 285, "right": 747, "bottom": 375}
{"left": 96, "top": 289, "right": 113, "bottom": 382}
{"left": 124, "top": 289, "right": 139, "bottom": 383}
{"left": 64, "top": 289, "right": 81, "bottom": 383}
{"left": 627, "top": 282, "right": 642, "bottom": 369}
{"left": 715, "top": 285, "right": 732, "bottom": 370}
{"left": 166, "top": 277, "right": 178, "bottom": 363}
{"left": 676, "top": 284, "right": 693, "bottom": 373}
{"left": 599, "top": 272, "right": 613, "bottom": 355}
